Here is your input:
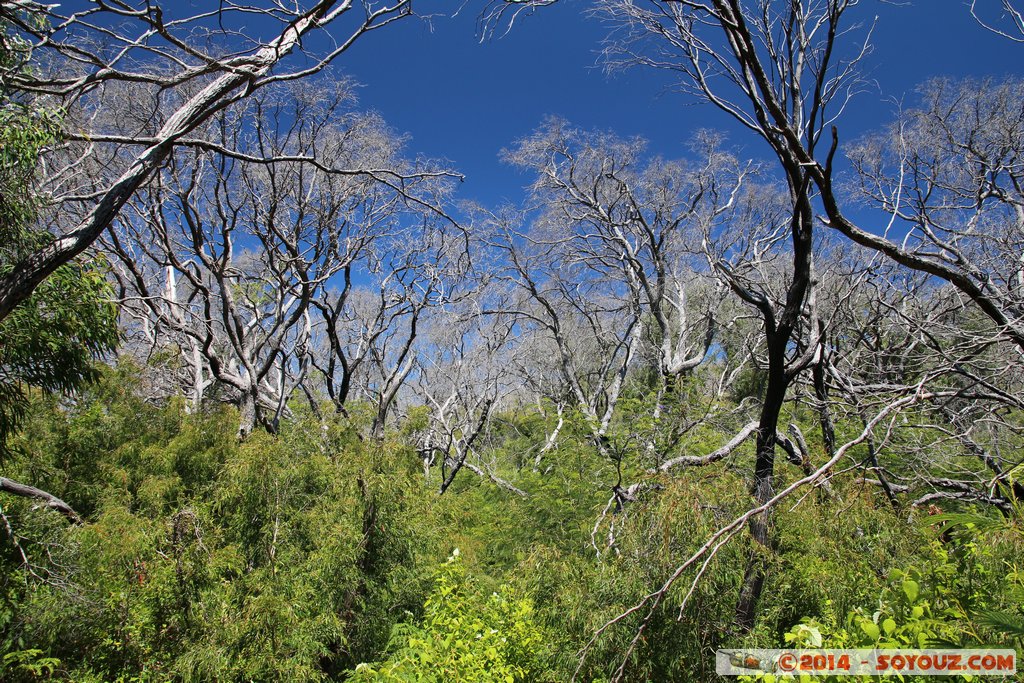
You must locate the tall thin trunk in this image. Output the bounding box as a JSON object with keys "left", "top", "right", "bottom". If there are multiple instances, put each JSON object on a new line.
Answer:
{"left": 731, "top": 168, "right": 816, "bottom": 631}
{"left": 734, "top": 336, "right": 788, "bottom": 630}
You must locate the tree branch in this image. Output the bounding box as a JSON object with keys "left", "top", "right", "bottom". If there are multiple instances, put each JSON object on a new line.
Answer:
{"left": 0, "top": 476, "right": 82, "bottom": 524}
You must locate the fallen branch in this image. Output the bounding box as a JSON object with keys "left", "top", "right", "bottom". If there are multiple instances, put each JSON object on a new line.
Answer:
{"left": 857, "top": 478, "right": 1013, "bottom": 512}
{"left": 856, "top": 478, "right": 910, "bottom": 493}
{"left": 0, "top": 477, "right": 82, "bottom": 524}
{"left": 912, "top": 491, "right": 1013, "bottom": 512}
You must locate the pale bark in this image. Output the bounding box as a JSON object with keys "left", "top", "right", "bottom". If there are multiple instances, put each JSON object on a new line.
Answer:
{"left": 0, "top": 477, "right": 81, "bottom": 524}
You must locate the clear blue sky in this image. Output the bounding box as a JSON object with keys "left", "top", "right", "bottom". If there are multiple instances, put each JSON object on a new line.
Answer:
{"left": 335, "top": 0, "right": 1023, "bottom": 208}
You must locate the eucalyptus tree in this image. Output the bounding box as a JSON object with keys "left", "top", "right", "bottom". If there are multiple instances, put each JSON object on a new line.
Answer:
{"left": 583, "top": 0, "right": 979, "bottom": 634}
{"left": 484, "top": 205, "right": 643, "bottom": 457}
{"left": 105, "top": 82, "right": 453, "bottom": 437}
{"left": 476, "top": 0, "right": 1023, "bottom": 653}
{"left": 494, "top": 123, "right": 815, "bottom": 561}
{"left": 0, "top": 0, "right": 425, "bottom": 323}
{"left": 845, "top": 77, "right": 1024, "bottom": 348}
{"left": 504, "top": 120, "right": 743, "bottom": 399}
{"left": 498, "top": 116, "right": 820, "bottom": 625}
{"left": 698, "top": 175, "right": 829, "bottom": 626}
{"left": 821, "top": 256, "right": 1024, "bottom": 514}
{"left": 490, "top": 121, "right": 748, "bottom": 462}
{"left": 593, "top": 0, "right": 1024, "bottom": 360}
{"left": 0, "top": 16, "right": 117, "bottom": 518}
{"left": 412, "top": 299, "right": 526, "bottom": 496}
{"left": 507, "top": 329, "right": 573, "bottom": 467}
{"left": 308, "top": 213, "right": 468, "bottom": 440}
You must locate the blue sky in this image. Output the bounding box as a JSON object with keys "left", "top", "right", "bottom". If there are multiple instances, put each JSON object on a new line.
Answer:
{"left": 336, "top": 0, "right": 1023, "bottom": 208}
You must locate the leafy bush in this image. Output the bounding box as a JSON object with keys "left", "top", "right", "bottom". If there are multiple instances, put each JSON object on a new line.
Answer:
{"left": 349, "top": 550, "right": 552, "bottom": 682}
{"left": 740, "top": 537, "right": 1013, "bottom": 683}
{"left": 1, "top": 373, "right": 448, "bottom": 681}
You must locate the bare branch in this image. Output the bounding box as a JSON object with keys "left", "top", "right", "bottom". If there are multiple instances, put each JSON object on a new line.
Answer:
{"left": 0, "top": 476, "right": 81, "bottom": 524}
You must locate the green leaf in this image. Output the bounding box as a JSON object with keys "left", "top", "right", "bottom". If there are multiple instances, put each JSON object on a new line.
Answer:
{"left": 902, "top": 579, "right": 919, "bottom": 603}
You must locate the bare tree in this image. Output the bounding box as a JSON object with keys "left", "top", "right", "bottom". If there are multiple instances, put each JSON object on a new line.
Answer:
{"left": 593, "top": 0, "right": 852, "bottom": 626}
{"left": 575, "top": 380, "right": 959, "bottom": 683}
{"left": 493, "top": 124, "right": 796, "bottom": 563}
{"left": 507, "top": 330, "right": 573, "bottom": 468}
{"left": 105, "top": 82, "right": 452, "bottom": 437}
{"left": 0, "top": 0, "right": 423, "bottom": 323}
{"left": 413, "top": 300, "right": 526, "bottom": 496}
{"left": 489, "top": 121, "right": 751, "bottom": 460}
{"left": 503, "top": 120, "right": 746, "bottom": 403}
{"left": 699, "top": 176, "right": 824, "bottom": 627}
{"left": 589, "top": 0, "right": 1024, "bottom": 634}
{"left": 597, "top": 0, "right": 1024, "bottom": 359}
{"left": 822, "top": 256, "right": 1024, "bottom": 513}
{"left": 309, "top": 215, "right": 468, "bottom": 439}
{"left": 845, "top": 77, "right": 1024, "bottom": 349}
{"left": 484, "top": 204, "right": 644, "bottom": 456}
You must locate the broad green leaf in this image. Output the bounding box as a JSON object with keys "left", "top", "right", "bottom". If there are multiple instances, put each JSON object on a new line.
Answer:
{"left": 860, "top": 620, "right": 880, "bottom": 640}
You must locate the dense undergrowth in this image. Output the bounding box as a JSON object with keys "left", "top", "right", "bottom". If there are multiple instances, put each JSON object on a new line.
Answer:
{"left": 1, "top": 365, "right": 1021, "bottom": 681}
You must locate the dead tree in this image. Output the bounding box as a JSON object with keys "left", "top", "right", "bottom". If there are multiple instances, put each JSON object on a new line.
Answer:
{"left": 700, "top": 180, "right": 822, "bottom": 629}
{"left": 413, "top": 301, "right": 526, "bottom": 496}
{"left": 309, "top": 216, "right": 468, "bottom": 439}
{"left": 502, "top": 120, "right": 746, "bottom": 400}
{"left": 105, "top": 82, "right": 454, "bottom": 437}
{"left": 484, "top": 205, "right": 645, "bottom": 456}
{"left": 591, "top": 0, "right": 870, "bottom": 631}
{"left": 0, "top": 0, "right": 424, "bottom": 323}
{"left": 597, "top": 1, "right": 1024, "bottom": 360}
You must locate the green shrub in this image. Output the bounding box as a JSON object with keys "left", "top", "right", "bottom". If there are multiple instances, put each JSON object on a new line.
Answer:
{"left": 349, "top": 550, "right": 552, "bottom": 682}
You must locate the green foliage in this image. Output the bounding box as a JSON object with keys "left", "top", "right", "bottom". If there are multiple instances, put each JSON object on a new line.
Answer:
{"left": 2, "top": 7, "right": 60, "bottom": 252}
{"left": 0, "top": 15, "right": 60, "bottom": 241}
{"left": 739, "top": 537, "right": 1014, "bottom": 683}
{"left": 975, "top": 608, "right": 1024, "bottom": 640}
{"left": 0, "top": 12, "right": 118, "bottom": 449}
{"left": 1, "top": 648, "right": 60, "bottom": 680}
{"left": 3, "top": 363, "right": 1024, "bottom": 682}
{"left": 2, "top": 5, "right": 1024, "bottom": 683}
{"left": 932, "top": 507, "right": 1024, "bottom": 644}
{"left": 350, "top": 550, "right": 552, "bottom": 682}
{"left": 0, "top": 372, "right": 448, "bottom": 681}
{"left": 0, "top": 259, "right": 120, "bottom": 448}
{"left": 0, "top": 101, "right": 59, "bottom": 234}
{"left": 512, "top": 470, "right": 752, "bottom": 682}
{"left": 756, "top": 489, "right": 930, "bottom": 635}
